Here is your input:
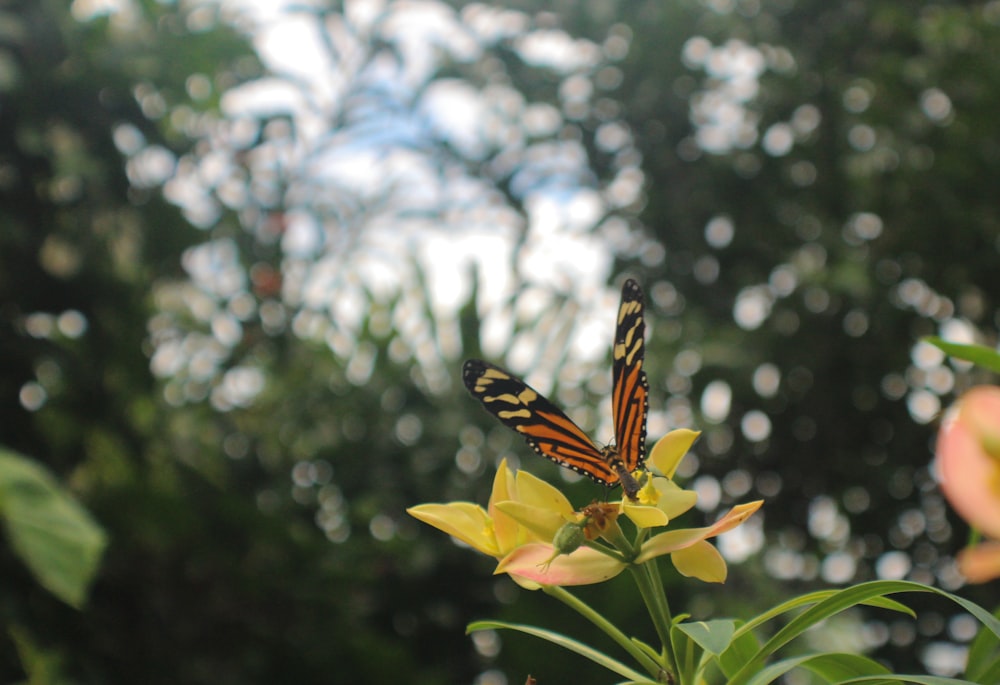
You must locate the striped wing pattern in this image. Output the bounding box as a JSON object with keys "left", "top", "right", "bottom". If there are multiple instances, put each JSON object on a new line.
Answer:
{"left": 611, "top": 279, "right": 649, "bottom": 474}
{"left": 462, "top": 279, "right": 648, "bottom": 498}
{"left": 462, "top": 359, "right": 619, "bottom": 485}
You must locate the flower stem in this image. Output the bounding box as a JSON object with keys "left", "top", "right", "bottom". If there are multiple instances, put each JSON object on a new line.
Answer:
{"left": 629, "top": 560, "right": 678, "bottom": 682}
{"left": 542, "top": 585, "right": 663, "bottom": 677}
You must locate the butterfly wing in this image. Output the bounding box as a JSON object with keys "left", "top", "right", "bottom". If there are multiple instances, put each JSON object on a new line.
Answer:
{"left": 611, "top": 279, "right": 649, "bottom": 473}
{"left": 462, "top": 359, "right": 619, "bottom": 486}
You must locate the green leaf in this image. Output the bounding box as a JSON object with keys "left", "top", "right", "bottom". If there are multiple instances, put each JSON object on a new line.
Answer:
{"left": 727, "top": 580, "right": 1000, "bottom": 685}
{"left": 923, "top": 337, "right": 1000, "bottom": 374}
{"left": 839, "top": 677, "right": 979, "bottom": 684}
{"left": 735, "top": 588, "right": 914, "bottom": 639}
{"left": 10, "top": 625, "right": 67, "bottom": 684}
{"left": 467, "top": 620, "right": 648, "bottom": 682}
{"left": 965, "top": 607, "right": 1000, "bottom": 684}
{"left": 744, "top": 652, "right": 890, "bottom": 685}
{"left": 965, "top": 649, "right": 1000, "bottom": 685}
{"left": 719, "top": 625, "right": 762, "bottom": 679}
{"left": 0, "top": 448, "right": 108, "bottom": 608}
{"left": 675, "top": 619, "right": 737, "bottom": 655}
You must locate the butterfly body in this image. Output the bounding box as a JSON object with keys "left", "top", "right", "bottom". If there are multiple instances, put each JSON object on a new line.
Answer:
{"left": 463, "top": 279, "right": 648, "bottom": 499}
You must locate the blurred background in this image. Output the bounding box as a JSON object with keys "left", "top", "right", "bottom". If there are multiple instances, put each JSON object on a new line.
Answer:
{"left": 2, "top": 0, "right": 1000, "bottom": 682}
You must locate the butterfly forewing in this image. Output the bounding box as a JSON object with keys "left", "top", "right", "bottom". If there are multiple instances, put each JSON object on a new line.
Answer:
{"left": 612, "top": 279, "right": 649, "bottom": 473}
{"left": 462, "top": 279, "right": 649, "bottom": 497}
{"left": 462, "top": 360, "right": 618, "bottom": 485}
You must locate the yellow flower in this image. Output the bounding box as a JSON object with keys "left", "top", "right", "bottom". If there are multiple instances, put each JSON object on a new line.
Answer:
{"left": 621, "top": 429, "right": 701, "bottom": 528}
{"left": 635, "top": 500, "right": 764, "bottom": 582}
{"left": 410, "top": 429, "right": 765, "bottom": 587}
{"left": 622, "top": 429, "right": 762, "bottom": 583}
{"left": 408, "top": 459, "right": 578, "bottom": 588}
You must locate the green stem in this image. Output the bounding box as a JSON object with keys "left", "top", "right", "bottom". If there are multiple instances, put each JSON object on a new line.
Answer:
{"left": 601, "top": 518, "right": 636, "bottom": 556}
{"left": 542, "top": 585, "right": 663, "bottom": 678}
{"left": 629, "top": 561, "right": 678, "bottom": 682}
{"left": 584, "top": 540, "right": 629, "bottom": 564}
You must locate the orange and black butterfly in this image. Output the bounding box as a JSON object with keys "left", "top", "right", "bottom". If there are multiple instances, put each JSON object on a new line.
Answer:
{"left": 463, "top": 279, "right": 649, "bottom": 499}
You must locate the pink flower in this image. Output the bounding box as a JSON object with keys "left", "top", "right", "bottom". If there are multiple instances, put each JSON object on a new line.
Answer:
{"left": 935, "top": 385, "right": 1000, "bottom": 581}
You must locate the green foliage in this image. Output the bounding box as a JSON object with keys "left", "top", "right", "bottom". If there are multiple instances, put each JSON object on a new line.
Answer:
{"left": 965, "top": 607, "right": 1000, "bottom": 684}
{"left": 0, "top": 449, "right": 107, "bottom": 608}
{"left": 9, "top": 626, "right": 68, "bottom": 685}
{"left": 472, "top": 580, "right": 1000, "bottom": 684}
{"left": 924, "top": 337, "right": 1000, "bottom": 375}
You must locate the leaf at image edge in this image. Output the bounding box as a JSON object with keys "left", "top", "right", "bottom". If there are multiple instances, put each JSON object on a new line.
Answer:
{"left": 923, "top": 337, "right": 1000, "bottom": 374}
{"left": 0, "top": 448, "right": 108, "bottom": 608}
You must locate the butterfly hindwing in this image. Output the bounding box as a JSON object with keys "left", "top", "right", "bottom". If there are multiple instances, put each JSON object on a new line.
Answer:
{"left": 462, "top": 359, "right": 618, "bottom": 485}
{"left": 612, "top": 279, "right": 649, "bottom": 473}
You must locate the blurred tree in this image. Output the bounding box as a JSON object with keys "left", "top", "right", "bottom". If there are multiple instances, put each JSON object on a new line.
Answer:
{"left": 0, "top": 1, "right": 485, "bottom": 682}
{"left": 7, "top": 0, "right": 1000, "bottom": 683}
{"left": 594, "top": 0, "right": 1000, "bottom": 673}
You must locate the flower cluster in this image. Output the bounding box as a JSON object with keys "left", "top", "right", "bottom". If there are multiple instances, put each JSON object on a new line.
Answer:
{"left": 408, "top": 429, "right": 762, "bottom": 588}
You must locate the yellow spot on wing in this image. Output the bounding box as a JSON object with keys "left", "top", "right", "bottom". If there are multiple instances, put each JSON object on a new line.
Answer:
{"left": 499, "top": 409, "right": 532, "bottom": 420}
{"left": 483, "top": 393, "right": 521, "bottom": 405}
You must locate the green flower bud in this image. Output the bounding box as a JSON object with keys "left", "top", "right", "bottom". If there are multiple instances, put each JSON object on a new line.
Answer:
{"left": 551, "top": 521, "right": 586, "bottom": 555}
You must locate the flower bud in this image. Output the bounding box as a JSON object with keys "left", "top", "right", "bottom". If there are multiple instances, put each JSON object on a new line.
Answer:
{"left": 551, "top": 521, "right": 586, "bottom": 555}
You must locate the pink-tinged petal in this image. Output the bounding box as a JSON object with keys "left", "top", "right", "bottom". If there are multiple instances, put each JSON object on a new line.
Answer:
{"left": 494, "top": 500, "right": 568, "bottom": 542}
{"left": 708, "top": 500, "right": 763, "bottom": 535}
{"left": 936, "top": 396, "right": 1000, "bottom": 539}
{"left": 648, "top": 429, "right": 701, "bottom": 478}
{"left": 636, "top": 501, "right": 763, "bottom": 563}
{"left": 508, "top": 575, "right": 544, "bottom": 591}
{"left": 495, "top": 543, "right": 626, "bottom": 586}
{"left": 407, "top": 502, "right": 499, "bottom": 556}
{"left": 636, "top": 528, "right": 706, "bottom": 562}
{"left": 958, "top": 542, "right": 1000, "bottom": 583}
{"left": 960, "top": 386, "right": 1000, "bottom": 459}
{"left": 672, "top": 540, "right": 727, "bottom": 583}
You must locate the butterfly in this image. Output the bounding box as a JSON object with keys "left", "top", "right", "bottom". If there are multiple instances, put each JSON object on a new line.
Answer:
{"left": 462, "top": 279, "right": 649, "bottom": 499}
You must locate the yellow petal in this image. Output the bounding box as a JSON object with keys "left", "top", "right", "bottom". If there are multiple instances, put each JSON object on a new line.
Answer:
{"left": 514, "top": 469, "right": 575, "bottom": 518}
{"left": 648, "top": 429, "right": 701, "bottom": 478}
{"left": 489, "top": 460, "right": 522, "bottom": 552}
{"left": 622, "top": 501, "right": 670, "bottom": 528}
{"left": 636, "top": 500, "right": 763, "bottom": 563}
{"left": 708, "top": 500, "right": 763, "bottom": 534}
{"left": 495, "top": 543, "right": 626, "bottom": 586}
{"left": 672, "top": 540, "right": 727, "bottom": 583}
{"left": 636, "top": 528, "right": 704, "bottom": 562}
{"left": 494, "top": 500, "right": 567, "bottom": 542}
{"left": 653, "top": 479, "right": 698, "bottom": 519}
{"left": 407, "top": 502, "right": 499, "bottom": 556}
